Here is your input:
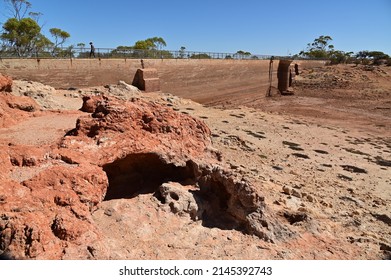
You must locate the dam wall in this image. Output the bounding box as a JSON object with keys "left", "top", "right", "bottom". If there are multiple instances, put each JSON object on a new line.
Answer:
{"left": 0, "top": 58, "right": 326, "bottom": 103}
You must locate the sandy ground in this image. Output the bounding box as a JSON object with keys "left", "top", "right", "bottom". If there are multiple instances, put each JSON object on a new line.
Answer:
{"left": 0, "top": 64, "right": 390, "bottom": 259}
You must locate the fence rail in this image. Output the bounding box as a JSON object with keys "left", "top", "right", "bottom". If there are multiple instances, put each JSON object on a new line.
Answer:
{"left": 0, "top": 46, "right": 297, "bottom": 60}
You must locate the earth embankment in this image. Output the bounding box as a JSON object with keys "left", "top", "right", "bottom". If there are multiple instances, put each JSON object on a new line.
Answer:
{"left": 0, "top": 58, "right": 325, "bottom": 103}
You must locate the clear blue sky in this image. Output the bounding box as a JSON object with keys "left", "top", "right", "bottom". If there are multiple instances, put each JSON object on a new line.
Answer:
{"left": 1, "top": 0, "right": 390, "bottom": 55}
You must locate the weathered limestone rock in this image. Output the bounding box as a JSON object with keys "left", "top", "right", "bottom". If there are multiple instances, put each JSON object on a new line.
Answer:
{"left": 159, "top": 182, "right": 200, "bottom": 220}
{"left": 11, "top": 80, "right": 61, "bottom": 109}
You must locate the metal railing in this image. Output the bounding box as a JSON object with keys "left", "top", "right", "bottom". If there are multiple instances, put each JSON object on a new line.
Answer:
{"left": 0, "top": 46, "right": 295, "bottom": 60}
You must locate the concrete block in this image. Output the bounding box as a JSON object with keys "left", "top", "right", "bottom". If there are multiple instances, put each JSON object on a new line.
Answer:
{"left": 132, "top": 68, "right": 160, "bottom": 92}
{"left": 144, "top": 78, "right": 160, "bottom": 92}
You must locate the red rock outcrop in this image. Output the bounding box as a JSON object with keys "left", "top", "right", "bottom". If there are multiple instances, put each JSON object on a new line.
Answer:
{"left": 0, "top": 94, "right": 280, "bottom": 259}
{"left": 0, "top": 94, "right": 218, "bottom": 259}
{"left": 80, "top": 95, "right": 104, "bottom": 113}
{"left": 0, "top": 93, "right": 39, "bottom": 128}
{"left": 0, "top": 74, "right": 39, "bottom": 128}
{"left": 0, "top": 144, "right": 109, "bottom": 259}
{"left": 0, "top": 73, "right": 12, "bottom": 92}
{"left": 69, "top": 95, "right": 214, "bottom": 164}
{"left": 64, "top": 95, "right": 280, "bottom": 240}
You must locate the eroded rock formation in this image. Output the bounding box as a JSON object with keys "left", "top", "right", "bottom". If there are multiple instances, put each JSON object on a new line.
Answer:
{"left": 0, "top": 93, "right": 280, "bottom": 259}
{"left": 0, "top": 74, "right": 12, "bottom": 92}
{"left": 0, "top": 75, "right": 40, "bottom": 128}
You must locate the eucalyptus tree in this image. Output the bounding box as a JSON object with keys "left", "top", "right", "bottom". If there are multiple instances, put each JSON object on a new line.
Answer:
{"left": 1, "top": 17, "right": 41, "bottom": 56}
{"left": 4, "top": 0, "right": 32, "bottom": 20}
{"left": 299, "top": 35, "right": 334, "bottom": 59}
{"left": 49, "top": 28, "right": 70, "bottom": 56}
{"left": 1, "top": 0, "right": 71, "bottom": 57}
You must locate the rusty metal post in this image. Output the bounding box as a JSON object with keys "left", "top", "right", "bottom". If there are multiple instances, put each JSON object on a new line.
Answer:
{"left": 266, "top": 56, "right": 274, "bottom": 97}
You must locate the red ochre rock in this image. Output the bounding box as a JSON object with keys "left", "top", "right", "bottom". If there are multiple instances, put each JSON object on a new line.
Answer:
{"left": 80, "top": 95, "right": 104, "bottom": 113}
{"left": 0, "top": 73, "right": 12, "bottom": 92}
{"left": 0, "top": 163, "right": 109, "bottom": 259}
{"left": 0, "top": 93, "right": 40, "bottom": 128}
{"left": 0, "top": 95, "right": 217, "bottom": 259}
{"left": 64, "top": 95, "right": 215, "bottom": 165}
{"left": 0, "top": 94, "right": 279, "bottom": 259}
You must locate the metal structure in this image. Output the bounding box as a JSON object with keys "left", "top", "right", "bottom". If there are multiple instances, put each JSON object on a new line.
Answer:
{"left": 0, "top": 46, "right": 294, "bottom": 60}
{"left": 266, "top": 56, "right": 274, "bottom": 97}
{"left": 277, "top": 59, "right": 294, "bottom": 95}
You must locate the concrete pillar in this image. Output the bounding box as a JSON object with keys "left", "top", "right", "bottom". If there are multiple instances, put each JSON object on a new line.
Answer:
{"left": 132, "top": 68, "right": 160, "bottom": 92}
{"left": 277, "top": 59, "right": 293, "bottom": 94}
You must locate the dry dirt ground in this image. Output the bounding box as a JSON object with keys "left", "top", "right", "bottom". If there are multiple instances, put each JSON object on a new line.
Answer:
{"left": 0, "top": 64, "right": 390, "bottom": 259}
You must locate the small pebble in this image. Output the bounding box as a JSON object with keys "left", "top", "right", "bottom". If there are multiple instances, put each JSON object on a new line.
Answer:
{"left": 282, "top": 186, "right": 292, "bottom": 195}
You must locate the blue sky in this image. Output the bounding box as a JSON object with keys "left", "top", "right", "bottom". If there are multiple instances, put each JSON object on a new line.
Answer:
{"left": 1, "top": 0, "right": 390, "bottom": 55}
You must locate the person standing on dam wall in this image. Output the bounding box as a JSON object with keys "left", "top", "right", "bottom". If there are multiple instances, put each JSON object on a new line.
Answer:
{"left": 89, "top": 42, "right": 96, "bottom": 58}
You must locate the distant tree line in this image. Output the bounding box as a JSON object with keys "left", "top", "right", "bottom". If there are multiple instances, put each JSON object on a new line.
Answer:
{"left": 297, "top": 35, "right": 390, "bottom": 66}
{"left": 109, "top": 37, "right": 174, "bottom": 59}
